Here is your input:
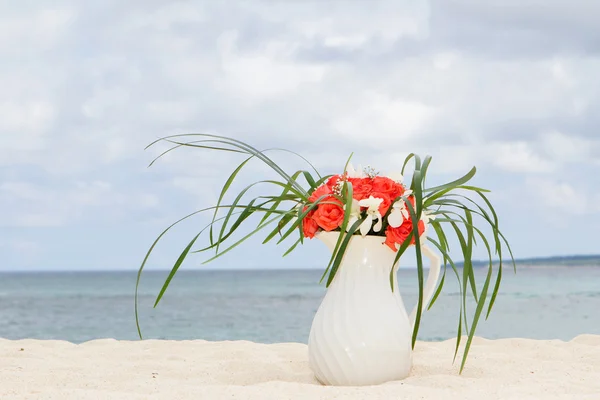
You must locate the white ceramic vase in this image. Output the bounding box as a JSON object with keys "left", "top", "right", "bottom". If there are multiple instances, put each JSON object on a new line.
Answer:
{"left": 307, "top": 231, "right": 441, "bottom": 386}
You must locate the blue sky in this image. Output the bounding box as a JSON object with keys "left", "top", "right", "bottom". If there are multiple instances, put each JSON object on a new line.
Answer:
{"left": 1, "top": 1, "right": 599, "bottom": 271}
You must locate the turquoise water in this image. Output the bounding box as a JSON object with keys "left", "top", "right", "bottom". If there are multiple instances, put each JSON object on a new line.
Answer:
{"left": 1, "top": 267, "right": 599, "bottom": 343}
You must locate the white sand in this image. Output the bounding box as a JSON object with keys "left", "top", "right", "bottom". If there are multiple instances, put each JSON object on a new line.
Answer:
{"left": 1, "top": 336, "right": 599, "bottom": 400}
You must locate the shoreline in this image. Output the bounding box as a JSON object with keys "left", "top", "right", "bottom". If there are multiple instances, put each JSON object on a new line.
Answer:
{"left": 2, "top": 335, "right": 599, "bottom": 399}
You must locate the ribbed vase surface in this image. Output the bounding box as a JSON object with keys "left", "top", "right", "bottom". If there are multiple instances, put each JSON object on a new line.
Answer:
{"left": 308, "top": 231, "right": 440, "bottom": 386}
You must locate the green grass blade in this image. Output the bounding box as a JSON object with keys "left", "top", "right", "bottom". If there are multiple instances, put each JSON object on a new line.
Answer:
{"left": 282, "top": 238, "right": 302, "bottom": 257}
{"left": 201, "top": 215, "right": 283, "bottom": 264}
{"left": 148, "top": 140, "right": 245, "bottom": 167}
{"left": 438, "top": 218, "right": 471, "bottom": 333}
{"left": 153, "top": 232, "right": 201, "bottom": 307}
{"left": 427, "top": 269, "right": 446, "bottom": 310}
{"left": 427, "top": 236, "right": 466, "bottom": 336}
{"left": 210, "top": 155, "right": 254, "bottom": 248}
{"left": 459, "top": 253, "right": 494, "bottom": 373}
{"left": 401, "top": 153, "right": 421, "bottom": 175}
{"left": 424, "top": 166, "right": 476, "bottom": 194}
{"left": 259, "top": 170, "right": 304, "bottom": 226}
{"left": 486, "top": 267, "right": 503, "bottom": 319}
{"left": 217, "top": 179, "right": 304, "bottom": 252}
{"left": 149, "top": 134, "right": 308, "bottom": 196}
{"left": 263, "top": 212, "right": 295, "bottom": 244}
{"left": 325, "top": 218, "right": 364, "bottom": 287}
{"left": 464, "top": 209, "right": 477, "bottom": 303}
{"left": 321, "top": 181, "right": 355, "bottom": 284}
{"left": 454, "top": 309, "right": 463, "bottom": 363}
{"left": 302, "top": 171, "right": 317, "bottom": 188}
{"left": 135, "top": 207, "right": 213, "bottom": 339}
{"left": 420, "top": 155, "right": 432, "bottom": 186}
{"left": 404, "top": 169, "right": 425, "bottom": 348}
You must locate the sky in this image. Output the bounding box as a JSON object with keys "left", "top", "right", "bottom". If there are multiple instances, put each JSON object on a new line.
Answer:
{"left": 1, "top": 0, "right": 599, "bottom": 271}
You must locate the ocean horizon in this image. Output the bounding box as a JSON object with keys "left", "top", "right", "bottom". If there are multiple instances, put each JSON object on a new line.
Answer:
{"left": 1, "top": 266, "right": 599, "bottom": 344}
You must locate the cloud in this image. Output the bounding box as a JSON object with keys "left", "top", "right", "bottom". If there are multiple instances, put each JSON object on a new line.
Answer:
{"left": 0, "top": 0, "right": 599, "bottom": 269}
{"left": 430, "top": 0, "right": 600, "bottom": 58}
{"left": 490, "top": 141, "right": 555, "bottom": 173}
{"left": 0, "top": 180, "right": 159, "bottom": 228}
{"left": 539, "top": 130, "right": 599, "bottom": 164}
{"left": 526, "top": 177, "right": 600, "bottom": 216}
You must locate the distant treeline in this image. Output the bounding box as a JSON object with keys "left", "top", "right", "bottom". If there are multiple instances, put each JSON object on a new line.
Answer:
{"left": 461, "top": 255, "right": 600, "bottom": 268}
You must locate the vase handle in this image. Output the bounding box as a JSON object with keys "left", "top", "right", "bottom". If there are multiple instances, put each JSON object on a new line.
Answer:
{"left": 408, "top": 244, "right": 441, "bottom": 328}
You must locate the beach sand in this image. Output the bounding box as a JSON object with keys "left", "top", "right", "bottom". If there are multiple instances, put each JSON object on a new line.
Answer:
{"left": 1, "top": 336, "right": 599, "bottom": 399}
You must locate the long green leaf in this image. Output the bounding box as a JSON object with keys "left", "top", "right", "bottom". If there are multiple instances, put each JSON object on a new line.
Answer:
{"left": 259, "top": 170, "right": 304, "bottom": 226}
{"left": 149, "top": 134, "right": 307, "bottom": 196}
{"left": 325, "top": 218, "right": 364, "bottom": 287}
{"left": 135, "top": 205, "right": 224, "bottom": 339}
{"left": 209, "top": 155, "right": 254, "bottom": 249}
{"left": 424, "top": 166, "right": 476, "bottom": 194}
{"left": 322, "top": 180, "right": 355, "bottom": 284}
{"left": 459, "top": 253, "right": 494, "bottom": 373}
{"left": 282, "top": 238, "right": 302, "bottom": 257}
{"left": 217, "top": 179, "right": 304, "bottom": 252}
{"left": 427, "top": 236, "right": 467, "bottom": 336}
{"left": 202, "top": 214, "right": 286, "bottom": 264}
{"left": 404, "top": 169, "right": 425, "bottom": 348}
{"left": 427, "top": 269, "right": 446, "bottom": 310}
{"left": 153, "top": 232, "right": 201, "bottom": 307}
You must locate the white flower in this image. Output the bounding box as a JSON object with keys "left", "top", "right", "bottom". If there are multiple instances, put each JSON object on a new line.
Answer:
{"left": 345, "top": 163, "right": 365, "bottom": 178}
{"left": 387, "top": 190, "right": 414, "bottom": 228}
{"left": 358, "top": 196, "right": 383, "bottom": 236}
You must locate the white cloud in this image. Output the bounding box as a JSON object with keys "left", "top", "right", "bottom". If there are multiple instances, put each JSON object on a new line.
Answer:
{"left": 330, "top": 93, "right": 436, "bottom": 144}
{"left": 258, "top": 0, "right": 429, "bottom": 46}
{"left": 0, "top": 8, "right": 75, "bottom": 52}
{"left": 217, "top": 31, "right": 329, "bottom": 102}
{"left": 540, "top": 130, "right": 597, "bottom": 164}
{"left": 0, "top": 180, "right": 160, "bottom": 227}
{"left": 526, "top": 177, "right": 598, "bottom": 216}
{"left": 81, "top": 87, "right": 131, "bottom": 119}
{"left": 0, "top": 101, "right": 54, "bottom": 133}
{"left": 0, "top": 0, "right": 599, "bottom": 268}
{"left": 126, "top": 2, "right": 206, "bottom": 31}
{"left": 490, "top": 141, "right": 555, "bottom": 173}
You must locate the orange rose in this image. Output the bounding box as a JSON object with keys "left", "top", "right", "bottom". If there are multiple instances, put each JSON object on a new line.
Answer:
{"left": 348, "top": 177, "right": 373, "bottom": 200}
{"left": 302, "top": 208, "right": 319, "bottom": 239}
{"left": 312, "top": 200, "right": 345, "bottom": 231}
{"left": 326, "top": 175, "right": 343, "bottom": 189}
{"left": 372, "top": 176, "right": 405, "bottom": 201}
{"left": 384, "top": 218, "right": 425, "bottom": 251}
{"left": 392, "top": 182, "right": 406, "bottom": 200}
{"left": 308, "top": 184, "right": 332, "bottom": 202}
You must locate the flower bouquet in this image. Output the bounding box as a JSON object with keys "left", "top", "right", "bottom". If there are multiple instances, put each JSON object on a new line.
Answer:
{"left": 135, "top": 134, "right": 514, "bottom": 386}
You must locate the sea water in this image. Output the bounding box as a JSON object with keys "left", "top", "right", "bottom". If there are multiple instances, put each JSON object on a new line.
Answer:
{"left": 1, "top": 267, "right": 599, "bottom": 343}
